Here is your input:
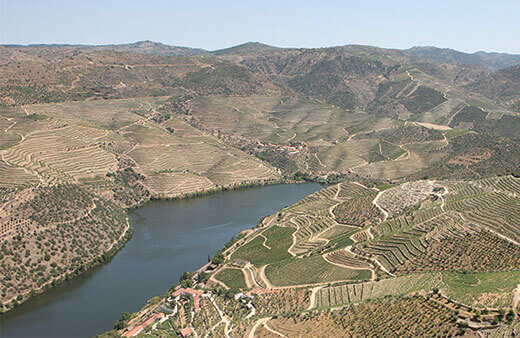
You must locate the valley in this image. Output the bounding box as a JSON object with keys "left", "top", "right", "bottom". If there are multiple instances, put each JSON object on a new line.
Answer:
{"left": 0, "top": 40, "right": 520, "bottom": 337}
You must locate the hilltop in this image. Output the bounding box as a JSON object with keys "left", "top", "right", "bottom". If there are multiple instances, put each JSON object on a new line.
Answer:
{"left": 212, "top": 41, "right": 281, "bottom": 55}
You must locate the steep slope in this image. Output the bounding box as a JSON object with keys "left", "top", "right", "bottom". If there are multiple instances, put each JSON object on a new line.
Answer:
{"left": 465, "top": 64, "right": 520, "bottom": 109}
{"left": 240, "top": 48, "right": 394, "bottom": 109}
{"left": 0, "top": 50, "right": 282, "bottom": 106}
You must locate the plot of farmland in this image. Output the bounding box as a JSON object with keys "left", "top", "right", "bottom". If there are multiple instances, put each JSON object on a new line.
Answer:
{"left": 3, "top": 125, "right": 118, "bottom": 182}
{"left": 268, "top": 296, "right": 460, "bottom": 337}
{"left": 231, "top": 226, "right": 295, "bottom": 266}
{"left": 265, "top": 255, "right": 372, "bottom": 286}
{"left": 24, "top": 97, "right": 169, "bottom": 129}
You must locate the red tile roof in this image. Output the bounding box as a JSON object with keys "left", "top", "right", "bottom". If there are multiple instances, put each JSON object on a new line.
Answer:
{"left": 142, "top": 313, "right": 164, "bottom": 327}
{"left": 122, "top": 313, "right": 164, "bottom": 337}
{"left": 122, "top": 325, "right": 143, "bottom": 337}
{"left": 180, "top": 326, "right": 193, "bottom": 337}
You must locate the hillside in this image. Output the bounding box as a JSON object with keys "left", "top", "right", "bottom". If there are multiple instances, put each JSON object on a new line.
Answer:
{"left": 2, "top": 42, "right": 519, "bottom": 112}
{"left": 0, "top": 50, "right": 283, "bottom": 106}
{"left": 465, "top": 64, "right": 520, "bottom": 109}
{"left": 239, "top": 48, "right": 393, "bottom": 109}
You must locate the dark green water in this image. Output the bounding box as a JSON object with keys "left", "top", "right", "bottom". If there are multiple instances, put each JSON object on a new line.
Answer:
{"left": 0, "top": 183, "right": 321, "bottom": 338}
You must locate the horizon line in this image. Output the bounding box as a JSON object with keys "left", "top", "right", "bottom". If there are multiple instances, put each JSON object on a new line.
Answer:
{"left": 1, "top": 40, "right": 518, "bottom": 56}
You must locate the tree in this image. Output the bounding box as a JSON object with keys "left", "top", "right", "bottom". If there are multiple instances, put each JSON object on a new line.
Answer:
{"left": 211, "top": 251, "right": 225, "bottom": 265}
{"left": 199, "top": 271, "right": 210, "bottom": 283}
{"left": 181, "top": 279, "right": 193, "bottom": 288}
{"left": 114, "top": 312, "right": 132, "bottom": 330}
{"left": 179, "top": 271, "right": 192, "bottom": 283}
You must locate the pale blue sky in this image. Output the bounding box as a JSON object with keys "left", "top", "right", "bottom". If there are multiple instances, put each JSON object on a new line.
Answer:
{"left": 1, "top": 0, "right": 519, "bottom": 53}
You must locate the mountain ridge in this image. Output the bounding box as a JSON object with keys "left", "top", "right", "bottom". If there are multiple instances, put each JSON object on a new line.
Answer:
{"left": 5, "top": 40, "right": 520, "bottom": 70}
{"left": 406, "top": 46, "right": 520, "bottom": 71}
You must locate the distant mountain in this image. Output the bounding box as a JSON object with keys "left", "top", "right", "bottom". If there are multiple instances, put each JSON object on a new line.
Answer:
{"left": 406, "top": 46, "right": 520, "bottom": 71}
{"left": 2, "top": 41, "right": 520, "bottom": 111}
{"left": 91, "top": 40, "right": 208, "bottom": 56}
{"left": 2, "top": 40, "right": 208, "bottom": 57}
{"left": 212, "top": 42, "right": 280, "bottom": 55}
{"left": 240, "top": 48, "right": 391, "bottom": 109}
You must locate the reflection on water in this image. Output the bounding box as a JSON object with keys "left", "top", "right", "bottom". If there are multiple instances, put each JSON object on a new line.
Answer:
{"left": 0, "top": 183, "right": 322, "bottom": 338}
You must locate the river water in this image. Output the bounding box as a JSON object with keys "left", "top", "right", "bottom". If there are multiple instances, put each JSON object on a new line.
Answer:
{"left": 0, "top": 183, "right": 321, "bottom": 338}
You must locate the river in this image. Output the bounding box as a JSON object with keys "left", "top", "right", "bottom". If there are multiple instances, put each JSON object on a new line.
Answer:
{"left": 0, "top": 183, "right": 322, "bottom": 338}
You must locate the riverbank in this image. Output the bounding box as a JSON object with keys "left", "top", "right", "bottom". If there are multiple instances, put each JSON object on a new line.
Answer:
{"left": 0, "top": 218, "right": 134, "bottom": 314}
{"left": 1, "top": 178, "right": 302, "bottom": 314}
{"left": 144, "top": 177, "right": 315, "bottom": 204}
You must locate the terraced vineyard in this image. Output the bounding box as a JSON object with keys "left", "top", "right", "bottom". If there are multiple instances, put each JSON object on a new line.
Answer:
{"left": 0, "top": 159, "right": 38, "bottom": 187}
{"left": 324, "top": 249, "right": 372, "bottom": 270}
{"left": 356, "top": 212, "right": 463, "bottom": 273}
{"left": 214, "top": 268, "right": 247, "bottom": 290}
{"left": 253, "top": 289, "right": 310, "bottom": 316}
{"left": 395, "top": 230, "right": 520, "bottom": 273}
{"left": 315, "top": 273, "right": 443, "bottom": 308}
{"left": 282, "top": 183, "right": 376, "bottom": 255}
{"left": 184, "top": 93, "right": 473, "bottom": 180}
{"left": 192, "top": 175, "right": 520, "bottom": 335}
{"left": 231, "top": 225, "right": 295, "bottom": 266}
{"left": 265, "top": 255, "right": 372, "bottom": 287}
{"left": 350, "top": 176, "right": 520, "bottom": 278}
{"left": 332, "top": 192, "right": 381, "bottom": 226}
{"left": 266, "top": 296, "right": 461, "bottom": 337}
{"left": 230, "top": 182, "right": 377, "bottom": 288}
{"left": 1, "top": 99, "right": 281, "bottom": 201}
{"left": 315, "top": 270, "right": 520, "bottom": 309}
{"left": 96, "top": 175, "right": 520, "bottom": 337}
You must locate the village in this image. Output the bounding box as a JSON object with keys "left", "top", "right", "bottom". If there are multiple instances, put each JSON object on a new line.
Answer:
{"left": 119, "top": 260, "right": 277, "bottom": 338}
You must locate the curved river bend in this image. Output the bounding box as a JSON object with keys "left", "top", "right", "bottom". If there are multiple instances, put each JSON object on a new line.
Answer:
{"left": 0, "top": 183, "right": 321, "bottom": 338}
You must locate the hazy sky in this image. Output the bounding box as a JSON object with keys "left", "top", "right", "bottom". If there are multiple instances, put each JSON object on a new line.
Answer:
{"left": 1, "top": 0, "right": 519, "bottom": 53}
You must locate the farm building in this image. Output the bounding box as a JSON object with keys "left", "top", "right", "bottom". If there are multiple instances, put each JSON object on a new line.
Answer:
{"left": 122, "top": 313, "right": 164, "bottom": 337}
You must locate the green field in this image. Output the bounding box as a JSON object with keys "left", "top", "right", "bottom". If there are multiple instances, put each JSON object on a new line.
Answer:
{"left": 321, "top": 232, "right": 356, "bottom": 254}
{"left": 376, "top": 182, "right": 397, "bottom": 191}
{"left": 265, "top": 256, "right": 372, "bottom": 286}
{"left": 441, "top": 271, "right": 520, "bottom": 309}
{"left": 231, "top": 226, "right": 295, "bottom": 266}
{"left": 444, "top": 129, "right": 470, "bottom": 139}
{"left": 214, "top": 268, "right": 247, "bottom": 290}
